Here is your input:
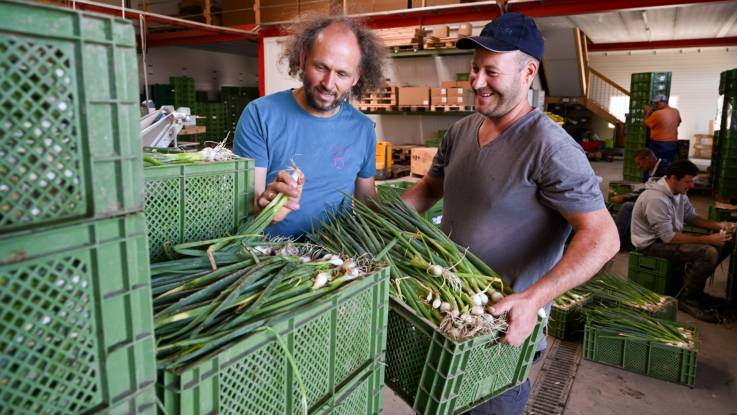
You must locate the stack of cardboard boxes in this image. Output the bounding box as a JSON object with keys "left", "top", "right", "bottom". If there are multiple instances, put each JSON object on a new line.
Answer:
{"left": 431, "top": 81, "right": 474, "bottom": 109}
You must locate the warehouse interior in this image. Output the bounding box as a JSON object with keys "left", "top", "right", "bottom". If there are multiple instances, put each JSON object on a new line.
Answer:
{"left": 1, "top": 0, "right": 737, "bottom": 414}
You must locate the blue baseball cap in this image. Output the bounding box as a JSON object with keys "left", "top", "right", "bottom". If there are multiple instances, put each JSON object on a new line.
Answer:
{"left": 456, "top": 13, "right": 544, "bottom": 61}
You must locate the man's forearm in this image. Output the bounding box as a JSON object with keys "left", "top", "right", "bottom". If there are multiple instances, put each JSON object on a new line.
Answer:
{"left": 688, "top": 216, "right": 721, "bottom": 231}
{"left": 401, "top": 176, "right": 443, "bottom": 213}
{"left": 669, "top": 232, "right": 713, "bottom": 244}
{"left": 521, "top": 216, "right": 619, "bottom": 309}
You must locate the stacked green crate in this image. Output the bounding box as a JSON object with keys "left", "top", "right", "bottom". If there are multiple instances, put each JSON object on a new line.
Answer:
{"left": 170, "top": 76, "right": 196, "bottom": 109}
{"left": 222, "top": 86, "right": 259, "bottom": 138}
{"left": 0, "top": 1, "right": 156, "bottom": 413}
{"left": 151, "top": 83, "right": 174, "bottom": 106}
{"left": 714, "top": 69, "right": 737, "bottom": 199}
{"left": 194, "top": 101, "right": 227, "bottom": 143}
{"left": 624, "top": 72, "right": 672, "bottom": 182}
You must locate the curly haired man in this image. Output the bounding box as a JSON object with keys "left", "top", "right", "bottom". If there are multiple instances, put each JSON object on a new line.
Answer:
{"left": 235, "top": 16, "right": 386, "bottom": 238}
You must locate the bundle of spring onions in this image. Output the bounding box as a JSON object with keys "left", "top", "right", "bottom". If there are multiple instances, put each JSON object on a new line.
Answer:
{"left": 148, "top": 162, "right": 384, "bottom": 369}
{"left": 553, "top": 289, "right": 590, "bottom": 310}
{"left": 586, "top": 306, "right": 695, "bottom": 350}
{"left": 582, "top": 272, "right": 668, "bottom": 314}
{"left": 152, "top": 240, "right": 379, "bottom": 369}
{"left": 308, "top": 196, "right": 522, "bottom": 341}
{"left": 144, "top": 139, "right": 235, "bottom": 167}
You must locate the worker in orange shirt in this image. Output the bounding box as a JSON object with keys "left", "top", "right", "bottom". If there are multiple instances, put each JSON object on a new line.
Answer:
{"left": 644, "top": 94, "right": 682, "bottom": 162}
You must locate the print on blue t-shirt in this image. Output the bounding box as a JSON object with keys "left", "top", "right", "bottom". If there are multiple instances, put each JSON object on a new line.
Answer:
{"left": 234, "top": 90, "right": 376, "bottom": 238}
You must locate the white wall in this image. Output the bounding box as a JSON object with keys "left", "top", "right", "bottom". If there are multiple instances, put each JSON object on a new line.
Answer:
{"left": 139, "top": 46, "right": 259, "bottom": 100}
{"left": 589, "top": 47, "right": 737, "bottom": 146}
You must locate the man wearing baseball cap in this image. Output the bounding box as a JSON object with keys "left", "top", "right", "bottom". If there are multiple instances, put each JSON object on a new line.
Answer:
{"left": 401, "top": 12, "right": 619, "bottom": 414}
{"left": 645, "top": 94, "right": 682, "bottom": 162}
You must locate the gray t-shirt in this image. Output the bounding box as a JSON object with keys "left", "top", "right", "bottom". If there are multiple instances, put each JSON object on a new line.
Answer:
{"left": 429, "top": 109, "right": 605, "bottom": 294}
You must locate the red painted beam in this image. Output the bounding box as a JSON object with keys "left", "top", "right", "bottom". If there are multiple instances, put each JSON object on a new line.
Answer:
{"left": 589, "top": 36, "right": 737, "bottom": 51}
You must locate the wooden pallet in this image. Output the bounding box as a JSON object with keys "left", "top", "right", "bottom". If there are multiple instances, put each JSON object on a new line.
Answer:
{"left": 389, "top": 43, "right": 421, "bottom": 53}
{"left": 357, "top": 104, "right": 397, "bottom": 112}
{"left": 430, "top": 105, "right": 474, "bottom": 112}
{"left": 392, "top": 145, "right": 418, "bottom": 164}
{"left": 423, "top": 36, "right": 458, "bottom": 50}
{"left": 397, "top": 105, "right": 429, "bottom": 112}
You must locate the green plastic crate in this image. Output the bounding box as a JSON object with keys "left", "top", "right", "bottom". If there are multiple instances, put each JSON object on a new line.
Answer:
{"left": 312, "top": 359, "right": 385, "bottom": 415}
{"left": 0, "top": 0, "right": 144, "bottom": 234}
{"left": 0, "top": 213, "right": 156, "bottom": 414}
{"left": 158, "top": 267, "right": 390, "bottom": 415}
{"left": 171, "top": 76, "right": 196, "bottom": 109}
{"left": 385, "top": 298, "right": 544, "bottom": 415}
{"left": 144, "top": 158, "right": 254, "bottom": 261}
{"left": 583, "top": 321, "right": 698, "bottom": 386}
{"left": 548, "top": 293, "right": 592, "bottom": 340}
{"left": 628, "top": 252, "right": 681, "bottom": 296}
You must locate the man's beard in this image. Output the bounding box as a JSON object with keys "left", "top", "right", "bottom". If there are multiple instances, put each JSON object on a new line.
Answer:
{"left": 304, "top": 84, "right": 345, "bottom": 113}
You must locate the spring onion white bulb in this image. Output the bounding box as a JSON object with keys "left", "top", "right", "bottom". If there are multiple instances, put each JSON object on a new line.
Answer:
{"left": 491, "top": 291, "right": 504, "bottom": 303}
{"left": 470, "top": 306, "right": 484, "bottom": 316}
{"left": 440, "top": 302, "right": 452, "bottom": 313}
{"left": 427, "top": 264, "right": 443, "bottom": 276}
{"left": 312, "top": 272, "right": 331, "bottom": 289}
{"left": 432, "top": 297, "right": 442, "bottom": 309}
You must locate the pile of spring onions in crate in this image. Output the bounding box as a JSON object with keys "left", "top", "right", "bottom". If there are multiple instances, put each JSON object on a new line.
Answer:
{"left": 586, "top": 306, "right": 696, "bottom": 350}
{"left": 149, "top": 166, "right": 382, "bottom": 369}
{"left": 309, "top": 196, "right": 518, "bottom": 341}
{"left": 553, "top": 288, "right": 590, "bottom": 310}
{"left": 582, "top": 272, "right": 673, "bottom": 315}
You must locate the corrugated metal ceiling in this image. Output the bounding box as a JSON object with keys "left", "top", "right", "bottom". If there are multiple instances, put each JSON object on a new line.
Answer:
{"left": 537, "top": 2, "right": 737, "bottom": 44}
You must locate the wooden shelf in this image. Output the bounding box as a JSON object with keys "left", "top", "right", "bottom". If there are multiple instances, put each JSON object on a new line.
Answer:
{"left": 388, "top": 48, "right": 473, "bottom": 59}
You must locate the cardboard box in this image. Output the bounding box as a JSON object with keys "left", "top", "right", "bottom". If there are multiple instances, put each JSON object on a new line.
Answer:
{"left": 430, "top": 25, "right": 449, "bottom": 38}
{"left": 259, "top": 0, "right": 298, "bottom": 22}
{"left": 222, "top": 0, "right": 255, "bottom": 25}
{"left": 399, "top": 86, "right": 430, "bottom": 106}
{"left": 431, "top": 95, "right": 447, "bottom": 105}
{"left": 411, "top": 147, "right": 438, "bottom": 176}
{"left": 347, "top": 0, "right": 407, "bottom": 13}
{"left": 411, "top": 0, "right": 462, "bottom": 7}
{"left": 441, "top": 80, "right": 471, "bottom": 89}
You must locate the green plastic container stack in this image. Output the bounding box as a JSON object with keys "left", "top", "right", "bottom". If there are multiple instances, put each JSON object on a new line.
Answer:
{"left": 0, "top": 1, "right": 156, "bottom": 413}
{"left": 171, "top": 76, "right": 196, "bottom": 110}
{"left": 194, "top": 101, "right": 228, "bottom": 143}
{"left": 144, "top": 159, "right": 255, "bottom": 261}
{"left": 624, "top": 72, "right": 672, "bottom": 182}
{"left": 151, "top": 83, "right": 174, "bottom": 107}
{"left": 714, "top": 68, "right": 737, "bottom": 199}
{"left": 385, "top": 299, "right": 544, "bottom": 415}
{"left": 158, "top": 268, "right": 390, "bottom": 414}
{"left": 222, "top": 86, "right": 259, "bottom": 137}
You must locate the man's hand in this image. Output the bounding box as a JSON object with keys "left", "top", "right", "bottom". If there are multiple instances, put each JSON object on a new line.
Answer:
{"left": 488, "top": 292, "right": 540, "bottom": 347}
{"left": 610, "top": 194, "right": 625, "bottom": 204}
{"left": 720, "top": 221, "right": 737, "bottom": 233}
{"left": 257, "top": 170, "right": 304, "bottom": 223}
{"left": 703, "top": 232, "right": 732, "bottom": 247}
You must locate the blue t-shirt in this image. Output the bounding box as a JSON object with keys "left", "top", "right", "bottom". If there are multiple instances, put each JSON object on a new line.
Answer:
{"left": 234, "top": 90, "right": 376, "bottom": 238}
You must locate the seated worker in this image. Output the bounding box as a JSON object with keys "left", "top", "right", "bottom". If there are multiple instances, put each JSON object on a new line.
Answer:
{"left": 631, "top": 160, "right": 734, "bottom": 322}
{"left": 612, "top": 148, "right": 670, "bottom": 246}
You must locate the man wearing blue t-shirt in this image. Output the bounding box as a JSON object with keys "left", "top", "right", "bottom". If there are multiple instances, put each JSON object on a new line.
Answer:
{"left": 235, "top": 17, "right": 385, "bottom": 238}
{"left": 402, "top": 13, "right": 620, "bottom": 414}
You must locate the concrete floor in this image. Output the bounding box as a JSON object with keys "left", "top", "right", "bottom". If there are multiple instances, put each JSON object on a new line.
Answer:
{"left": 382, "top": 160, "right": 737, "bottom": 414}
